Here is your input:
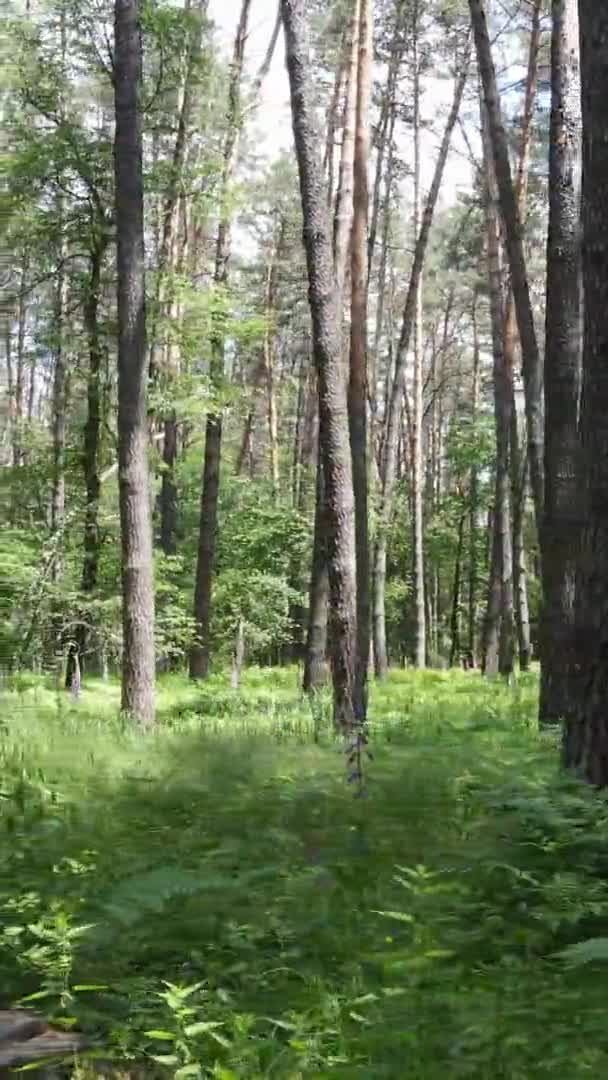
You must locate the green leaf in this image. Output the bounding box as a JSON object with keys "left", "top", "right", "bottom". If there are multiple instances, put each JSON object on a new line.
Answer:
{"left": 184, "top": 1021, "right": 223, "bottom": 1037}
{"left": 372, "top": 909, "right": 414, "bottom": 923}
{"left": 554, "top": 938, "right": 608, "bottom": 967}
{"left": 144, "top": 1029, "right": 177, "bottom": 1041}
{"left": 150, "top": 1054, "right": 179, "bottom": 1065}
{"left": 174, "top": 1067, "right": 203, "bottom": 1078}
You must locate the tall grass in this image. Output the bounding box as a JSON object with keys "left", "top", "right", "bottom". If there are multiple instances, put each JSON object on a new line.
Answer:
{"left": 1, "top": 668, "right": 608, "bottom": 1077}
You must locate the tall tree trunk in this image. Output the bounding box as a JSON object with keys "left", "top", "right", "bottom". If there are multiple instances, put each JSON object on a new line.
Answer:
{"left": 302, "top": 442, "right": 329, "bottom": 693}
{"left": 282, "top": 0, "right": 358, "bottom": 732}
{"left": 540, "top": 0, "right": 582, "bottom": 726}
{"left": 333, "top": 0, "right": 360, "bottom": 312}
{"left": 190, "top": 0, "right": 252, "bottom": 679}
{"left": 412, "top": 10, "right": 426, "bottom": 668}
{"left": 78, "top": 240, "right": 107, "bottom": 667}
{"left": 450, "top": 509, "right": 466, "bottom": 667}
{"left": 504, "top": 0, "right": 541, "bottom": 671}
{"left": 482, "top": 104, "right": 514, "bottom": 678}
{"left": 51, "top": 232, "right": 68, "bottom": 547}
{"left": 114, "top": 0, "right": 155, "bottom": 726}
{"left": 565, "top": 1, "right": 608, "bottom": 781}
{"left": 349, "top": 0, "right": 371, "bottom": 715}
{"left": 469, "top": 0, "right": 543, "bottom": 538}
{"left": 467, "top": 293, "right": 481, "bottom": 666}
{"left": 372, "top": 48, "right": 469, "bottom": 678}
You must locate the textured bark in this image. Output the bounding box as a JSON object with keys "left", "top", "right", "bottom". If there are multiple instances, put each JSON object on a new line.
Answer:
{"left": 541, "top": 0, "right": 582, "bottom": 726}
{"left": 565, "top": 2, "right": 608, "bottom": 781}
{"left": 372, "top": 50, "right": 469, "bottom": 678}
{"left": 349, "top": 0, "right": 371, "bottom": 714}
{"left": 482, "top": 106, "right": 514, "bottom": 678}
{"left": 504, "top": 0, "right": 540, "bottom": 671}
{"left": 282, "top": 0, "right": 358, "bottom": 730}
{"left": 467, "top": 294, "right": 481, "bottom": 666}
{"left": 190, "top": 0, "right": 252, "bottom": 679}
{"left": 412, "top": 10, "right": 426, "bottom": 669}
{"left": 114, "top": 0, "right": 155, "bottom": 726}
{"left": 333, "top": 0, "right": 360, "bottom": 313}
{"left": 469, "top": 0, "right": 543, "bottom": 536}
{"left": 303, "top": 442, "right": 330, "bottom": 693}
{"left": 51, "top": 232, "right": 68, "bottom": 547}
{"left": 449, "top": 511, "right": 466, "bottom": 667}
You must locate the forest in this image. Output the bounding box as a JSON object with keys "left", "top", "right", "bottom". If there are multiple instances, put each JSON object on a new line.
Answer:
{"left": 2, "top": 0, "right": 608, "bottom": 1075}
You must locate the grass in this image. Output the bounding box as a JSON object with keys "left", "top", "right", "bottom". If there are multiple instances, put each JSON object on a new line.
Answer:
{"left": 2, "top": 667, "right": 608, "bottom": 1077}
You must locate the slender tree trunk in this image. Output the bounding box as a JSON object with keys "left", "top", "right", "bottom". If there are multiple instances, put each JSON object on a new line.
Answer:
{"left": 450, "top": 510, "right": 466, "bottom": 667}
{"left": 282, "top": 0, "right": 358, "bottom": 732}
{"left": 541, "top": 0, "right": 582, "bottom": 726}
{"left": 333, "top": 0, "right": 360, "bottom": 312}
{"left": 469, "top": 0, "right": 543, "bottom": 537}
{"left": 348, "top": 0, "right": 371, "bottom": 716}
{"left": 114, "top": 0, "right": 155, "bottom": 726}
{"left": 482, "top": 104, "right": 514, "bottom": 678}
{"left": 190, "top": 0, "right": 252, "bottom": 679}
{"left": 372, "top": 48, "right": 469, "bottom": 678}
{"left": 303, "top": 442, "right": 330, "bottom": 693}
{"left": 51, "top": 231, "right": 68, "bottom": 546}
{"left": 467, "top": 294, "right": 480, "bottom": 666}
{"left": 412, "top": 12, "right": 426, "bottom": 668}
{"left": 79, "top": 240, "right": 107, "bottom": 667}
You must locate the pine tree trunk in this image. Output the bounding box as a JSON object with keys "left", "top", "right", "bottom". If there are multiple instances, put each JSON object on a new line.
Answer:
{"left": 303, "top": 442, "right": 330, "bottom": 693}
{"left": 541, "top": 0, "right": 583, "bottom": 726}
{"left": 467, "top": 294, "right": 481, "bottom": 666}
{"left": 469, "top": 0, "right": 543, "bottom": 537}
{"left": 282, "top": 0, "right": 358, "bottom": 732}
{"left": 565, "top": 2, "right": 608, "bottom": 781}
{"left": 412, "top": 13, "right": 426, "bottom": 669}
{"left": 348, "top": 0, "right": 371, "bottom": 716}
{"left": 450, "top": 510, "right": 466, "bottom": 667}
{"left": 482, "top": 104, "right": 514, "bottom": 678}
{"left": 114, "top": 0, "right": 155, "bottom": 726}
{"left": 190, "top": 0, "right": 252, "bottom": 679}
{"left": 333, "top": 0, "right": 360, "bottom": 312}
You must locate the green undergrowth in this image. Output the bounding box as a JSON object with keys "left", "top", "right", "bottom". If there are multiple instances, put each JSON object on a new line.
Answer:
{"left": 2, "top": 667, "right": 608, "bottom": 1077}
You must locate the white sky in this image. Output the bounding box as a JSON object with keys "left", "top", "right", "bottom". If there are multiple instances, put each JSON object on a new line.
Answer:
{"left": 207, "top": 0, "right": 476, "bottom": 200}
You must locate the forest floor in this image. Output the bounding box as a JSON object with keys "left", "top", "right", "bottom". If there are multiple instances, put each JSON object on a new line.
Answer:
{"left": 1, "top": 668, "right": 608, "bottom": 1078}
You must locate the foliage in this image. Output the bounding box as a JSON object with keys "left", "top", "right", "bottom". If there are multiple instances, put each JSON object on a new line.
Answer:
{"left": 2, "top": 669, "right": 608, "bottom": 1077}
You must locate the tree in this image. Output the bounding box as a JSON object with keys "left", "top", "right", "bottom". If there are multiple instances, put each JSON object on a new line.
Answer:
{"left": 114, "top": 0, "right": 155, "bottom": 726}
{"left": 562, "top": 0, "right": 607, "bottom": 781}
{"left": 281, "top": 0, "right": 359, "bottom": 731}
{"left": 539, "top": 0, "right": 582, "bottom": 727}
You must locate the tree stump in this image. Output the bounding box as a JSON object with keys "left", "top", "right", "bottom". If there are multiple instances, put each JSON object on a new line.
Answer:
{"left": 0, "top": 1010, "right": 85, "bottom": 1075}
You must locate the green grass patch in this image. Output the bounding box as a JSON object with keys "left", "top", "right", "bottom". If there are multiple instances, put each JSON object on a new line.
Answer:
{"left": 2, "top": 668, "right": 608, "bottom": 1077}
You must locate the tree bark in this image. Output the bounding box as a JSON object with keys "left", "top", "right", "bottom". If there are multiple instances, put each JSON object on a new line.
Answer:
{"left": 114, "top": 0, "right": 155, "bottom": 726}
{"left": 333, "top": 0, "right": 360, "bottom": 314}
{"left": 302, "top": 441, "right": 330, "bottom": 693}
{"left": 540, "top": 0, "right": 582, "bottom": 726}
{"left": 565, "top": 1, "right": 608, "bottom": 781}
{"left": 349, "top": 0, "right": 371, "bottom": 716}
{"left": 412, "top": 7, "right": 426, "bottom": 669}
{"left": 282, "top": 0, "right": 358, "bottom": 732}
{"left": 467, "top": 293, "right": 481, "bottom": 666}
{"left": 450, "top": 510, "right": 466, "bottom": 667}
{"left": 469, "top": 0, "right": 543, "bottom": 538}
{"left": 372, "top": 49, "right": 469, "bottom": 678}
{"left": 190, "top": 0, "right": 252, "bottom": 679}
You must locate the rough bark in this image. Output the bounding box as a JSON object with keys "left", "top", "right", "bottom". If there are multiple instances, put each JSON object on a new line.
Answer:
{"left": 114, "top": 0, "right": 155, "bottom": 726}
{"left": 190, "top": 0, "right": 252, "bottom": 680}
{"left": 565, "top": 2, "right": 608, "bottom": 781}
{"left": 412, "top": 9, "right": 426, "bottom": 669}
{"left": 282, "top": 0, "right": 358, "bottom": 731}
{"left": 469, "top": 0, "right": 543, "bottom": 537}
{"left": 302, "top": 442, "right": 329, "bottom": 693}
{"left": 372, "top": 50, "right": 469, "bottom": 678}
{"left": 482, "top": 105, "right": 514, "bottom": 678}
{"left": 333, "top": 0, "right": 360, "bottom": 313}
{"left": 540, "top": 0, "right": 582, "bottom": 726}
{"left": 349, "top": 0, "right": 371, "bottom": 714}
{"left": 450, "top": 510, "right": 466, "bottom": 667}
{"left": 467, "top": 293, "right": 480, "bottom": 666}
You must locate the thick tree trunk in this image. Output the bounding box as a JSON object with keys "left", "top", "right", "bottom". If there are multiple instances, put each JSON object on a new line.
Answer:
{"left": 372, "top": 51, "right": 468, "bottom": 678}
{"left": 190, "top": 0, "right": 252, "bottom": 679}
{"left": 541, "top": 0, "right": 582, "bottom": 726}
{"left": 303, "top": 442, "right": 330, "bottom": 693}
{"left": 565, "top": 2, "right": 608, "bottom": 781}
{"left": 348, "top": 0, "right": 371, "bottom": 716}
{"left": 114, "top": 0, "right": 155, "bottom": 726}
{"left": 282, "top": 0, "right": 358, "bottom": 732}
{"left": 469, "top": 0, "right": 543, "bottom": 537}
